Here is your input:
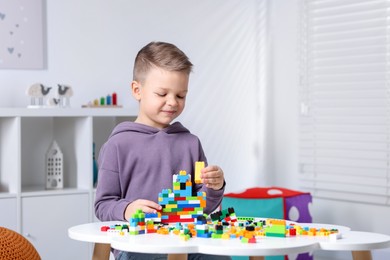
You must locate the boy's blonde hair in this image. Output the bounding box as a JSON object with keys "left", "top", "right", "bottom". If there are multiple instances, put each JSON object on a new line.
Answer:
{"left": 133, "top": 41, "right": 193, "bottom": 82}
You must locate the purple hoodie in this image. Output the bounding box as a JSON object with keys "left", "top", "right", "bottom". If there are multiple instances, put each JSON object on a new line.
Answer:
{"left": 94, "top": 121, "right": 225, "bottom": 222}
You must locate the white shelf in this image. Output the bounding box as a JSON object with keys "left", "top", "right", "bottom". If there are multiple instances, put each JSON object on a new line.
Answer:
{"left": 0, "top": 107, "right": 136, "bottom": 259}
{"left": 0, "top": 192, "right": 17, "bottom": 198}
{"left": 21, "top": 187, "right": 90, "bottom": 197}
{"left": 0, "top": 107, "right": 138, "bottom": 117}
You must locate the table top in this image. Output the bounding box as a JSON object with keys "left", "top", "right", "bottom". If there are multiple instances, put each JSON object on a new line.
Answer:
{"left": 69, "top": 221, "right": 123, "bottom": 244}
{"left": 111, "top": 233, "right": 320, "bottom": 256}
{"left": 319, "top": 231, "right": 390, "bottom": 251}
{"left": 68, "top": 221, "right": 390, "bottom": 256}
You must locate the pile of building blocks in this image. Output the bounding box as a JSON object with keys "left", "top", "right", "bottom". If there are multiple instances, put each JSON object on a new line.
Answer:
{"left": 99, "top": 162, "right": 340, "bottom": 244}
{"left": 100, "top": 207, "right": 341, "bottom": 244}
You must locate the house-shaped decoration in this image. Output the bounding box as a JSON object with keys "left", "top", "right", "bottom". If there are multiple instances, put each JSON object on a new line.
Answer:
{"left": 46, "top": 141, "right": 63, "bottom": 189}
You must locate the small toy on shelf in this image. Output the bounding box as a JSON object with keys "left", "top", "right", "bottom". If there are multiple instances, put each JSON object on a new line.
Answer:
{"left": 46, "top": 140, "right": 63, "bottom": 189}
{"left": 82, "top": 92, "right": 122, "bottom": 108}
{"left": 26, "top": 83, "right": 73, "bottom": 108}
{"left": 57, "top": 84, "right": 73, "bottom": 107}
{"left": 26, "top": 83, "right": 52, "bottom": 107}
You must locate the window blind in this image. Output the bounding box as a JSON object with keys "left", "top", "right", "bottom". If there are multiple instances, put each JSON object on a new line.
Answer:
{"left": 299, "top": 0, "right": 390, "bottom": 205}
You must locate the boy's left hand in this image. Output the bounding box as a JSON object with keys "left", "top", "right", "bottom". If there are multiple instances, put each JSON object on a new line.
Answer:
{"left": 201, "top": 165, "right": 225, "bottom": 190}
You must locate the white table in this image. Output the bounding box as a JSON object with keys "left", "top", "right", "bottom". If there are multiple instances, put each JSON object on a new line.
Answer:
{"left": 68, "top": 221, "right": 390, "bottom": 260}
{"left": 68, "top": 221, "right": 117, "bottom": 244}
{"left": 111, "top": 233, "right": 319, "bottom": 256}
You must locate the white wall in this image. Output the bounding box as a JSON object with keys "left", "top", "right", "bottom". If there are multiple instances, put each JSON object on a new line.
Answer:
{"left": 0, "top": 0, "right": 263, "bottom": 192}
{"left": 269, "top": 0, "right": 390, "bottom": 259}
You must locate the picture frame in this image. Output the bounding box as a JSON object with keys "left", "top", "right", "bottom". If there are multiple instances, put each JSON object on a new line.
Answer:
{"left": 0, "top": 0, "right": 44, "bottom": 69}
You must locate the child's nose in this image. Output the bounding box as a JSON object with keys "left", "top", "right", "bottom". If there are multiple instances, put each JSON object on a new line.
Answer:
{"left": 167, "top": 96, "right": 178, "bottom": 107}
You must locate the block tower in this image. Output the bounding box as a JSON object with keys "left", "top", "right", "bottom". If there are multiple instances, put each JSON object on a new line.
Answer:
{"left": 129, "top": 209, "right": 146, "bottom": 235}
{"left": 158, "top": 169, "right": 206, "bottom": 223}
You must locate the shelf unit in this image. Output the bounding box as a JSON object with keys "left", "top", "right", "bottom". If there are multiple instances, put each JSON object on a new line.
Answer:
{"left": 0, "top": 107, "right": 136, "bottom": 259}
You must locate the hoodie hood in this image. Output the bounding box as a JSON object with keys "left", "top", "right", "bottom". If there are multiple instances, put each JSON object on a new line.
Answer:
{"left": 109, "top": 121, "right": 190, "bottom": 138}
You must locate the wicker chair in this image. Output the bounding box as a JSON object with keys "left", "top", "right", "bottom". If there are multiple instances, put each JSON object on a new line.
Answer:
{"left": 0, "top": 227, "right": 41, "bottom": 260}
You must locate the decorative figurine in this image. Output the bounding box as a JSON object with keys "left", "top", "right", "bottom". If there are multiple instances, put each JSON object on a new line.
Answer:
{"left": 26, "top": 83, "right": 52, "bottom": 107}
{"left": 26, "top": 83, "right": 73, "bottom": 108}
{"left": 57, "top": 84, "right": 73, "bottom": 107}
{"left": 46, "top": 140, "right": 64, "bottom": 189}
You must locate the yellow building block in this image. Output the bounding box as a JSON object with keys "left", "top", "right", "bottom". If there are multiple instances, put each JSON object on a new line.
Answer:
{"left": 195, "top": 161, "right": 205, "bottom": 184}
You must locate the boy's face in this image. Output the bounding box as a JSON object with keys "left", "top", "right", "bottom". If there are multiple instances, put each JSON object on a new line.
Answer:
{"left": 132, "top": 67, "right": 189, "bottom": 129}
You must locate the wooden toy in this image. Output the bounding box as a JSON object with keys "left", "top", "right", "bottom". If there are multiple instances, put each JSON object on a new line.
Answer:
{"left": 82, "top": 92, "right": 122, "bottom": 108}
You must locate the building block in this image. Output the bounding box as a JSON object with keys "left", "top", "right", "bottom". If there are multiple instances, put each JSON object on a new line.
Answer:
{"left": 265, "top": 219, "right": 286, "bottom": 237}
{"left": 195, "top": 161, "right": 205, "bottom": 184}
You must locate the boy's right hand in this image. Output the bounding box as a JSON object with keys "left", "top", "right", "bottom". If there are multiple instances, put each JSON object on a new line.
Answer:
{"left": 124, "top": 199, "right": 162, "bottom": 220}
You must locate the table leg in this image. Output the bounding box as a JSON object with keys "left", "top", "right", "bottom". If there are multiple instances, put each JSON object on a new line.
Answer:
{"left": 249, "top": 257, "right": 265, "bottom": 260}
{"left": 352, "top": 251, "right": 372, "bottom": 260}
{"left": 93, "top": 243, "right": 111, "bottom": 260}
{"left": 167, "top": 254, "right": 188, "bottom": 260}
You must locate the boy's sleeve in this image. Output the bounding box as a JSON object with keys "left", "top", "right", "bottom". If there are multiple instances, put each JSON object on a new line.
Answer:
{"left": 94, "top": 142, "right": 130, "bottom": 221}
{"left": 202, "top": 184, "right": 225, "bottom": 214}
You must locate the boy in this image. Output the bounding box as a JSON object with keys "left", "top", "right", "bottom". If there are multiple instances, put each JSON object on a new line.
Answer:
{"left": 95, "top": 41, "right": 229, "bottom": 260}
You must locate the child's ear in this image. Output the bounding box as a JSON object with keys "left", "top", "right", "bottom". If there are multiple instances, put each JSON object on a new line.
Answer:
{"left": 131, "top": 81, "right": 141, "bottom": 101}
